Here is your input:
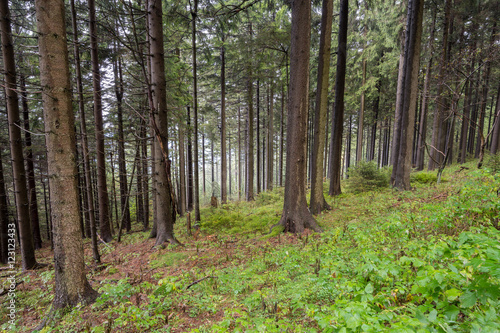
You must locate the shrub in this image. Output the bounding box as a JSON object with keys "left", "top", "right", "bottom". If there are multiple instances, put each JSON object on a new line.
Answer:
{"left": 410, "top": 171, "right": 438, "bottom": 184}
{"left": 345, "top": 161, "right": 390, "bottom": 193}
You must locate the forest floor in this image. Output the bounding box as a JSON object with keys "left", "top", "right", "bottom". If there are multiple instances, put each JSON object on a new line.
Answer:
{"left": 2, "top": 159, "right": 500, "bottom": 332}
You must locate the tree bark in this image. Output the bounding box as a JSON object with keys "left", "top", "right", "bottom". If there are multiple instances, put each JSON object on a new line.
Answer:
{"left": 328, "top": 0, "right": 349, "bottom": 196}
{"left": 20, "top": 74, "right": 42, "bottom": 249}
{"left": 246, "top": 23, "right": 255, "bottom": 201}
{"left": 0, "top": 154, "right": 9, "bottom": 264}
{"left": 220, "top": 33, "right": 227, "bottom": 204}
{"left": 89, "top": 0, "right": 112, "bottom": 242}
{"left": 392, "top": 0, "right": 424, "bottom": 190}
{"left": 276, "top": 0, "right": 321, "bottom": 234}
{"left": 267, "top": 81, "right": 274, "bottom": 191}
{"left": 310, "top": 0, "right": 333, "bottom": 214}
{"left": 149, "top": 0, "right": 177, "bottom": 245}
{"left": 490, "top": 83, "right": 500, "bottom": 155}
{"left": 35, "top": 0, "right": 98, "bottom": 308}
{"left": 0, "top": 0, "right": 38, "bottom": 270}
{"left": 428, "top": 0, "right": 451, "bottom": 171}
{"left": 191, "top": 0, "right": 201, "bottom": 223}
{"left": 356, "top": 59, "right": 367, "bottom": 163}
{"left": 416, "top": 10, "right": 436, "bottom": 170}
{"left": 114, "top": 56, "right": 131, "bottom": 232}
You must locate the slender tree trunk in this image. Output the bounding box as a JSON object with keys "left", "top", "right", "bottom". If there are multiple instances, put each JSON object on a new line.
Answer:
{"left": 369, "top": 80, "right": 381, "bottom": 162}
{"left": 238, "top": 104, "right": 242, "bottom": 200}
{"left": 114, "top": 57, "right": 131, "bottom": 232}
{"left": 428, "top": 0, "right": 451, "bottom": 170}
{"left": 267, "top": 81, "right": 274, "bottom": 191}
{"left": 35, "top": 0, "right": 98, "bottom": 308}
{"left": 246, "top": 23, "right": 255, "bottom": 201}
{"left": 1, "top": 1, "right": 38, "bottom": 270}
{"left": 276, "top": 0, "right": 321, "bottom": 233}
{"left": 392, "top": 0, "right": 424, "bottom": 190}
{"left": 280, "top": 82, "right": 285, "bottom": 187}
{"left": 328, "top": 0, "right": 348, "bottom": 196}
{"left": 135, "top": 137, "right": 144, "bottom": 226}
{"left": 356, "top": 59, "right": 367, "bottom": 163}
{"left": 20, "top": 74, "right": 42, "bottom": 249}
{"left": 140, "top": 117, "right": 150, "bottom": 229}
{"left": 256, "top": 79, "right": 261, "bottom": 194}
{"left": 187, "top": 107, "right": 194, "bottom": 211}
{"left": 0, "top": 154, "right": 9, "bottom": 264}
{"left": 178, "top": 122, "right": 186, "bottom": 216}
{"left": 490, "top": 83, "right": 500, "bottom": 155}
{"left": 416, "top": 10, "right": 436, "bottom": 170}
{"left": 89, "top": 0, "right": 112, "bottom": 242}
{"left": 391, "top": 35, "right": 406, "bottom": 169}
{"left": 191, "top": 0, "right": 201, "bottom": 223}
{"left": 220, "top": 34, "right": 227, "bottom": 204}
{"left": 310, "top": 0, "right": 333, "bottom": 214}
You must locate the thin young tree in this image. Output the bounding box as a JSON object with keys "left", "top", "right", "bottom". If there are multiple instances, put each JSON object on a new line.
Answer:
{"left": 274, "top": 0, "right": 322, "bottom": 233}
{"left": 35, "top": 0, "right": 98, "bottom": 308}
{"left": 310, "top": 0, "right": 333, "bottom": 214}
{"left": 0, "top": 0, "right": 38, "bottom": 270}
{"left": 89, "top": 0, "right": 112, "bottom": 242}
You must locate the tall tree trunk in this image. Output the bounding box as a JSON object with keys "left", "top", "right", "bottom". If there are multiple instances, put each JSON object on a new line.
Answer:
{"left": 369, "top": 80, "right": 381, "bottom": 162}
{"left": 35, "top": 0, "right": 98, "bottom": 308}
{"left": 279, "top": 83, "right": 285, "bottom": 187}
{"left": 356, "top": 59, "right": 367, "bottom": 163}
{"left": 20, "top": 74, "right": 42, "bottom": 249}
{"left": 328, "top": 0, "right": 349, "bottom": 196}
{"left": 267, "top": 81, "right": 274, "bottom": 191}
{"left": 89, "top": 0, "right": 112, "bottom": 242}
{"left": 0, "top": 1, "right": 38, "bottom": 270}
{"left": 391, "top": 34, "right": 406, "bottom": 169}
{"left": 114, "top": 57, "right": 131, "bottom": 232}
{"left": 256, "top": 78, "right": 261, "bottom": 194}
{"left": 490, "top": 83, "right": 500, "bottom": 155}
{"left": 140, "top": 117, "right": 150, "bottom": 229}
{"left": 220, "top": 34, "right": 227, "bottom": 204}
{"left": 178, "top": 121, "right": 186, "bottom": 216}
{"left": 416, "top": 10, "right": 436, "bottom": 170}
{"left": 0, "top": 154, "right": 9, "bottom": 264}
{"left": 191, "top": 0, "right": 201, "bottom": 223}
{"left": 246, "top": 22, "right": 255, "bottom": 201}
{"left": 310, "top": 0, "right": 333, "bottom": 214}
{"left": 392, "top": 0, "right": 424, "bottom": 190}
{"left": 276, "top": 0, "right": 321, "bottom": 234}
{"left": 238, "top": 104, "right": 242, "bottom": 200}
{"left": 187, "top": 107, "right": 194, "bottom": 211}
{"left": 149, "top": 0, "right": 177, "bottom": 245}
{"left": 428, "top": 0, "right": 451, "bottom": 170}
{"left": 135, "top": 137, "right": 144, "bottom": 226}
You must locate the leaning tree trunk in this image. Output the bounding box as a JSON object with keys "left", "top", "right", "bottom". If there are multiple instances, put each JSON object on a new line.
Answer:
{"left": 89, "top": 0, "right": 112, "bottom": 242}
{"left": 275, "top": 0, "right": 321, "bottom": 234}
{"left": 310, "top": 0, "right": 333, "bottom": 214}
{"left": 0, "top": 1, "right": 38, "bottom": 270}
{"left": 328, "top": 0, "right": 349, "bottom": 196}
{"left": 392, "top": 0, "right": 424, "bottom": 190}
{"left": 149, "top": 0, "right": 177, "bottom": 246}
{"left": 35, "top": 0, "right": 98, "bottom": 308}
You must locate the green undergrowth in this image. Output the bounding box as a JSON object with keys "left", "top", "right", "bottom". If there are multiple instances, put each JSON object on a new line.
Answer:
{"left": 5, "top": 161, "right": 500, "bottom": 332}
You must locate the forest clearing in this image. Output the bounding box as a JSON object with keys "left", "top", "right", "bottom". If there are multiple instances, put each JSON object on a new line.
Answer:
{"left": 1, "top": 0, "right": 499, "bottom": 331}
{"left": 2, "top": 161, "right": 500, "bottom": 332}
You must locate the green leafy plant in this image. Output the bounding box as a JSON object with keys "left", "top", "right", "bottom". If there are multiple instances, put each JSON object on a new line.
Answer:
{"left": 345, "top": 161, "right": 390, "bottom": 193}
